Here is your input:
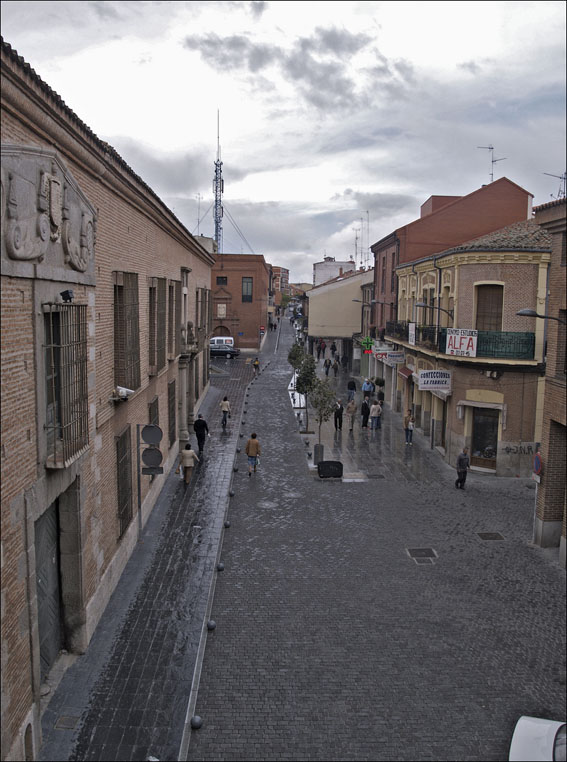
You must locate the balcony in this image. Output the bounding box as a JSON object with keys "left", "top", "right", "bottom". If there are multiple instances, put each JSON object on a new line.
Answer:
{"left": 385, "top": 322, "right": 536, "bottom": 360}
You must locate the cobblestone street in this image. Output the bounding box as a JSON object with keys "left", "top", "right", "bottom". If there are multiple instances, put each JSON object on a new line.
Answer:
{"left": 38, "top": 320, "right": 565, "bottom": 762}
{"left": 186, "top": 321, "right": 565, "bottom": 762}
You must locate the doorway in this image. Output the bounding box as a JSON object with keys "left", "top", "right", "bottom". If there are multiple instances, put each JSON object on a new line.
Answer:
{"left": 471, "top": 407, "right": 499, "bottom": 469}
{"left": 35, "top": 501, "right": 63, "bottom": 680}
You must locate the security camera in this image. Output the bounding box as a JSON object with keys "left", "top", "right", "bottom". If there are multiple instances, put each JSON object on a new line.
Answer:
{"left": 115, "top": 386, "right": 135, "bottom": 399}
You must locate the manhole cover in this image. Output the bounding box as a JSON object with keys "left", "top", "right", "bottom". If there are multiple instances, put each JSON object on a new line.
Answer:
{"left": 477, "top": 532, "right": 505, "bottom": 541}
{"left": 407, "top": 547, "right": 437, "bottom": 559}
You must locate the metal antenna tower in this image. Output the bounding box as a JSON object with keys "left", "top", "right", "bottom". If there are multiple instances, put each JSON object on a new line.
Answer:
{"left": 543, "top": 171, "right": 566, "bottom": 199}
{"left": 477, "top": 144, "right": 507, "bottom": 183}
{"left": 213, "top": 111, "right": 224, "bottom": 255}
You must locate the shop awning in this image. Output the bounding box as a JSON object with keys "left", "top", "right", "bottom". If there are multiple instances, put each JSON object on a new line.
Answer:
{"left": 398, "top": 366, "right": 413, "bottom": 380}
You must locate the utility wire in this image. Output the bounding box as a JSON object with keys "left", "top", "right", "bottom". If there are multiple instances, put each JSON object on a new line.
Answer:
{"left": 191, "top": 202, "right": 213, "bottom": 235}
{"left": 223, "top": 203, "right": 256, "bottom": 255}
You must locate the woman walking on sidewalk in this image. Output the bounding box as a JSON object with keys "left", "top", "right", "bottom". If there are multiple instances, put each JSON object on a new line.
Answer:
{"left": 370, "top": 400, "right": 382, "bottom": 430}
{"left": 245, "top": 433, "right": 261, "bottom": 477}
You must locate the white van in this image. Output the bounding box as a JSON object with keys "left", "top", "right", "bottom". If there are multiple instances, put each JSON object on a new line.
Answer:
{"left": 209, "top": 336, "right": 235, "bottom": 349}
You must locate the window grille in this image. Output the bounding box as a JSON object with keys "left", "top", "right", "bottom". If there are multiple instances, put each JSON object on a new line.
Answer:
{"left": 149, "top": 277, "right": 166, "bottom": 373}
{"left": 168, "top": 283, "right": 175, "bottom": 359}
{"left": 242, "top": 277, "right": 253, "bottom": 303}
{"left": 216, "top": 276, "right": 227, "bottom": 285}
{"left": 116, "top": 426, "right": 133, "bottom": 538}
{"left": 114, "top": 272, "right": 140, "bottom": 390}
{"left": 476, "top": 285, "right": 503, "bottom": 332}
{"left": 175, "top": 281, "right": 182, "bottom": 357}
{"left": 149, "top": 396, "right": 159, "bottom": 428}
{"left": 168, "top": 380, "right": 176, "bottom": 447}
{"left": 44, "top": 303, "right": 89, "bottom": 467}
{"left": 194, "top": 357, "right": 200, "bottom": 402}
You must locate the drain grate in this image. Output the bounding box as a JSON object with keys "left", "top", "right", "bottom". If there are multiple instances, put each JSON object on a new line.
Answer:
{"left": 406, "top": 547, "right": 437, "bottom": 564}
{"left": 477, "top": 532, "right": 505, "bottom": 541}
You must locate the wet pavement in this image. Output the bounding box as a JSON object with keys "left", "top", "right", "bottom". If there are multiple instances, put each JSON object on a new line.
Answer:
{"left": 39, "top": 320, "right": 565, "bottom": 762}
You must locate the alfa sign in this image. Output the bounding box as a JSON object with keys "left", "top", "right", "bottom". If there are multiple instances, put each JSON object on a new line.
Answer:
{"left": 446, "top": 328, "right": 478, "bottom": 357}
{"left": 418, "top": 370, "right": 452, "bottom": 391}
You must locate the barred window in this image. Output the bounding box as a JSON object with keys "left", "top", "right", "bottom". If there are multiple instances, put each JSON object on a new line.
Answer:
{"left": 476, "top": 285, "right": 503, "bottom": 332}
{"left": 149, "top": 396, "right": 159, "bottom": 427}
{"left": 114, "top": 272, "right": 140, "bottom": 390}
{"left": 149, "top": 277, "right": 167, "bottom": 374}
{"left": 167, "top": 280, "right": 182, "bottom": 359}
{"left": 216, "top": 276, "right": 227, "bottom": 285}
{"left": 116, "top": 426, "right": 133, "bottom": 538}
{"left": 242, "top": 277, "right": 253, "bottom": 303}
{"left": 44, "top": 303, "right": 89, "bottom": 468}
{"left": 168, "top": 380, "right": 176, "bottom": 447}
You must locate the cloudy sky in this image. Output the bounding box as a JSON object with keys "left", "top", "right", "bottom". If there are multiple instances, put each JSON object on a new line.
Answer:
{"left": 2, "top": 1, "right": 565, "bottom": 281}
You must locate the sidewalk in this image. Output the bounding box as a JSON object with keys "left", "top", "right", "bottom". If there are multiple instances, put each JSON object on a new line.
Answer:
{"left": 38, "top": 346, "right": 260, "bottom": 761}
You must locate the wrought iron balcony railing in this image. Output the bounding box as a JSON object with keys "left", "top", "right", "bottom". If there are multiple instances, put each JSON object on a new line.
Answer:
{"left": 385, "top": 322, "right": 536, "bottom": 360}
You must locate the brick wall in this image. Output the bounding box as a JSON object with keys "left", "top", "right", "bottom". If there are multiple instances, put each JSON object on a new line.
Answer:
{"left": 1, "top": 44, "right": 214, "bottom": 759}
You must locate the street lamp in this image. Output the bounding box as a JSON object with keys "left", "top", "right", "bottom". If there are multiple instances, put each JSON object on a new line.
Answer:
{"left": 415, "top": 302, "right": 454, "bottom": 320}
{"left": 516, "top": 308, "right": 566, "bottom": 325}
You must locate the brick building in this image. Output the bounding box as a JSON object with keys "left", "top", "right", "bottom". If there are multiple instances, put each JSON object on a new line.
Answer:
{"left": 211, "top": 253, "right": 271, "bottom": 350}
{"left": 1, "top": 41, "right": 214, "bottom": 760}
{"left": 532, "top": 199, "right": 566, "bottom": 565}
{"left": 371, "top": 178, "right": 534, "bottom": 335}
{"left": 385, "top": 219, "right": 551, "bottom": 478}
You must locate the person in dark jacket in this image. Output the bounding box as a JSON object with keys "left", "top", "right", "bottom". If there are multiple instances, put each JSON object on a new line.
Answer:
{"left": 193, "top": 414, "right": 210, "bottom": 455}
{"left": 323, "top": 358, "right": 332, "bottom": 376}
{"left": 455, "top": 447, "right": 470, "bottom": 489}
{"left": 347, "top": 378, "right": 357, "bottom": 401}
{"left": 361, "top": 399, "right": 370, "bottom": 429}
{"left": 334, "top": 400, "right": 344, "bottom": 431}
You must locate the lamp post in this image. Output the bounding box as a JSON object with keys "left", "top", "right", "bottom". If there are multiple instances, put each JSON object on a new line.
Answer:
{"left": 516, "top": 308, "right": 566, "bottom": 325}
{"left": 415, "top": 302, "right": 454, "bottom": 321}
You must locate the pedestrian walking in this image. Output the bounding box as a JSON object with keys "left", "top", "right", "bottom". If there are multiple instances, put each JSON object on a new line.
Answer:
{"left": 178, "top": 443, "right": 199, "bottom": 484}
{"left": 323, "top": 358, "right": 331, "bottom": 376}
{"left": 220, "top": 396, "right": 231, "bottom": 429}
{"left": 332, "top": 359, "right": 339, "bottom": 377}
{"left": 193, "top": 413, "right": 210, "bottom": 455}
{"left": 320, "top": 340, "right": 326, "bottom": 358}
{"left": 361, "top": 398, "right": 370, "bottom": 429}
{"left": 334, "top": 399, "right": 344, "bottom": 430}
{"left": 346, "top": 399, "right": 357, "bottom": 431}
{"left": 330, "top": 341, "right": 337, "bottom": 359}
{"left": 403, "top": 409, "right": 415, "bottom": 445}
{"left": 362, "top": 378, "right": 373, "bottom": 400}
{"left": 347, "top": 378, "right": 357, "bottom": 402}
{"left": 253, "top": 357, "right": 260, "bottom": 377}
{"left": 316, "top": 341, "right": 322, "bottom": 361}
{"left": 245, "top": 432, "right": 261, "bottom": 477}
{"left": 370, "top": 400, "right": 382, "bottom": 430}
{"left": 455, "top": 446, "right": 470, "bottom": 489}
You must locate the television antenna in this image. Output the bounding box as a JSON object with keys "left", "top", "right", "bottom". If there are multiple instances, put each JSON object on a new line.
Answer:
{"left": 477, "top": 144, "right": 507, "bottom": 183}
{"left": 542, "top": 171, "right": 566, "bottom": 199}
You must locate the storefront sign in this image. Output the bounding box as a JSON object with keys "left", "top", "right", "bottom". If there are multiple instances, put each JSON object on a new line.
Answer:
{"left": 387, "top": 351, "right": 405, "bottom": 363}
{"left": 408, "top": 322, "right": 416, "bottom": 346}
{"left": 446, "top": 328, "right": 478, "bottom": 357}
{"left": 418, "top": 370, "right": 452, "bottom": 391}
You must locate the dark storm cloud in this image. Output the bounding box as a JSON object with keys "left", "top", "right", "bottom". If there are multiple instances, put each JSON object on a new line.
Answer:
{"left": 106, "top": 136, "right": 215, "bottom": 195}
{"left": 182, "top": 26, "right": 381, "bottom": 111}
{"left": 249, "top": 1, "right": 266, "bottom": 18}
{"left": 332, "top": 189, "right": 418, "bottom": 219}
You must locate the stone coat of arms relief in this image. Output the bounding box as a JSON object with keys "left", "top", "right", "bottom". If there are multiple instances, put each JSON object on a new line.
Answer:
{"left": 1, "top": 146, "right": 96, "bottom": 278}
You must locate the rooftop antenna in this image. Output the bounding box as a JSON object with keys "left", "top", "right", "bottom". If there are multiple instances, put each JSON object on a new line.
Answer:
{"left": 366, "top": 210, "right": 370, "bottom": 268}
{"left": 477, "top": 144, "right": 507, "bottom": 183}
{"left": 196, "top": 193, "right": 202, "bottom": 235}
{"left": 543, "top": 171, "right": 566, "bottom": 199}
{"left": 213, "top": 110, "right": 224, "bottom": 257}
{"left": 352, "top": 226, "right": 360, "bottom": 269}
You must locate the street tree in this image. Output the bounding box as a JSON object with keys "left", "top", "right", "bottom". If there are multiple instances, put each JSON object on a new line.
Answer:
{"left": 310, "top": 378, "right": 337, "bottom": 445}
{"left": 295, "top": 354, "right": 317, "bottom": 432}
{"left": 287, "top": 342, "right": 304, "bottom": 390}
